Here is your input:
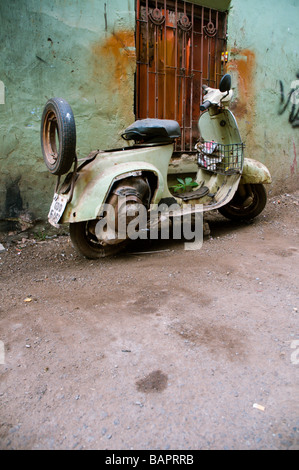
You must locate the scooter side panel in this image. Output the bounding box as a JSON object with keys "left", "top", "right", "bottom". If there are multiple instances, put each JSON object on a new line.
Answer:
{"left": 60, "top": 145, "right": 173, "bottom": 223}
{"left": 241, "top": 158, "right": 272, "bottom": 184}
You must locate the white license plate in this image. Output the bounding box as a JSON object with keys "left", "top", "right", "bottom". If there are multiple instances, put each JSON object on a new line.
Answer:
{"left": 48, "top": 193, "right": 68, "bottom": 226}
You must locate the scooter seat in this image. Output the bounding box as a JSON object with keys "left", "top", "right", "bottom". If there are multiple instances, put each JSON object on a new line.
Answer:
{"left": 122, "top": 119, "right": 181, "bottom": 144}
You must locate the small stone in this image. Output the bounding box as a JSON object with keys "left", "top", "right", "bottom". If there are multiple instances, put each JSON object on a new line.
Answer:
{"left": 253, "top": 403, "right": 265, "bottom": 411}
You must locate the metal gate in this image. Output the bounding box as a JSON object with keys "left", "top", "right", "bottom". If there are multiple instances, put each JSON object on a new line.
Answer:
{"left": 136, "top": 0, "right": 227, "bottom": 153}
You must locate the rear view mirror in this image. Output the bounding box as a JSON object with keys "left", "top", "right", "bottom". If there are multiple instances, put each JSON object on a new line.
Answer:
{"left": 219, "top": 74, "right": 231, "bottom": 92}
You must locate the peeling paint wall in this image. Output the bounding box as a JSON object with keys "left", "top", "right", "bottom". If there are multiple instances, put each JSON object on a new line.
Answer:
{"left": 227, "top": 0, "right": 299, "bottom": 194}
{"left": 0, "top": 0, "right": 136, "bottom": 225}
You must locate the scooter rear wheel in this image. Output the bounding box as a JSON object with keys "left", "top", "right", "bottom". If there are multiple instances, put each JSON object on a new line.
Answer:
{"left": 69, "top": 221, "right": 127, "bottom": 259}
{"left": 218, "top": 183, "right": 267, "bottom": 221}
{"left": 41, "top": 98, "right": 76, "bottom": 175}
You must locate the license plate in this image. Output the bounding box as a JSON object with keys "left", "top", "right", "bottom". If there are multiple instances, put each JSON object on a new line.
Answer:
{"left": 48, "top": 193, "right": 68, "bottom": 226}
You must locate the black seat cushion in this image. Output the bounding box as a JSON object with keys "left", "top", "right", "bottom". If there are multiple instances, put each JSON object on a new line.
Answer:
{"left": 122, "top": 119, "right": 181, "bottom": 143}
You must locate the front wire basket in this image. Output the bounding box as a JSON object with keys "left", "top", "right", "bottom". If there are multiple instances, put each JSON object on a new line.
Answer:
{"left": 196, "top": 141, "right": 244, "bottom": 175}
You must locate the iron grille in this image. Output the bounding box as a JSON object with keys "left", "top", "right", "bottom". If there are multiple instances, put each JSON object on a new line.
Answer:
{"left": 136, "top": 0, "right": 227, "bottom": 153}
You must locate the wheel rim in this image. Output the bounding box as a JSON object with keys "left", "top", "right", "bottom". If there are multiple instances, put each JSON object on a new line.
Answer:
{"left": 223, "top": 185, "right": 262, "bottom": 217}
{"left": 84, "top": 220, "right": 105, "bottom": 250}
{"left": 83, "top": 220, "right": 124, "bottom": 251}
{"left": 42, "top": 110, "right": 60, "bottom": 167}
{"left": 69, "top": 220, "right": 127, "bottom": 259}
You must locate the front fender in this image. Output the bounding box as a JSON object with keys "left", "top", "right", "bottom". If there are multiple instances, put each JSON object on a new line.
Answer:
{"left": 61, "top": 161, "right": 165, "bottom": 223}
{"left": 241, "top": 158, "right": 272, "bottom": 184}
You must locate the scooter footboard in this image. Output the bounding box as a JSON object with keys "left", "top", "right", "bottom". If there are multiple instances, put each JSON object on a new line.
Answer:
{"left": 195, "top": 170, "right": 242, "bottom": 210}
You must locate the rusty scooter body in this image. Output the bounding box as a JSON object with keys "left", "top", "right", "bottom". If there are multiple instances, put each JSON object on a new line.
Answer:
{"left": 41, "top": 74, "right": 271, "bottom": 259}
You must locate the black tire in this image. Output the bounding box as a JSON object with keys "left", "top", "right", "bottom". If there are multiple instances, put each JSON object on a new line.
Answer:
{"left": 218, "top": 184, "right": 267, "bottom": 221}
{"left": 41, "top": 97, "right": 76, "bottom": 175}
{"left": 69, "top": 221, "right": 127, "bottom": 259}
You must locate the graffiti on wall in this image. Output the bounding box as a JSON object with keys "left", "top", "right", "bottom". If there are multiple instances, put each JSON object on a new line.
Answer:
{"left": 279, "top": 73, "right": 299, "bottom": 128}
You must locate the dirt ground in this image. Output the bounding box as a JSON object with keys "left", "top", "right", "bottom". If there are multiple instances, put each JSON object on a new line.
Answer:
{"left": 0, "top": 190, "right": 298, "bottom": 451}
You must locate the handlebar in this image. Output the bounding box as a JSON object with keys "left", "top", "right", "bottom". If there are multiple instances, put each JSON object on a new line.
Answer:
{"left": 200, "top": 100, "right": 212, "bottom": 111}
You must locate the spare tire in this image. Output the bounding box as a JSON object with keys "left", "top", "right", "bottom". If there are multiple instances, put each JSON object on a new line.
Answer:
{"left": 41, "top": 97, "right": 76, "bottom": 175}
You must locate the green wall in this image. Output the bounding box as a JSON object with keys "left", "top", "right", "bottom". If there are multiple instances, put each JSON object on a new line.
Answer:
{"left": 227, "top": 0, "right": 299, "bottom": 193}
{"left": 0, "top": 0, "right": 136, "bottom": 225}
{"left": 0, "top": 0, "right": 298, "bottom": 228}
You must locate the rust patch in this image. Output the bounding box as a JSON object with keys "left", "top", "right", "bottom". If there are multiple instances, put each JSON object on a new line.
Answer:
{"left": 92, "top": 31, "right": 135, "bottom": 87}
{"left": 228, "top": 49, "right": 256, "bottom": 122}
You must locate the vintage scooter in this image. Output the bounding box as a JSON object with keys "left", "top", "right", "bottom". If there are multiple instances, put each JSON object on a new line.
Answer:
{"left": 41, "top": 74, "right": 271, "bottom": 259}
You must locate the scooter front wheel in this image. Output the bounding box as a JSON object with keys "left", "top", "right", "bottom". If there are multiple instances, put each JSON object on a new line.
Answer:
{"left": 69, "top": 221, "right": 127, "bottom": 259}
{"left": 218, "top": 183, "right": 267, "bottom": 221}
